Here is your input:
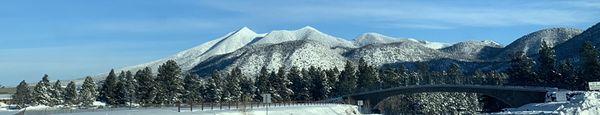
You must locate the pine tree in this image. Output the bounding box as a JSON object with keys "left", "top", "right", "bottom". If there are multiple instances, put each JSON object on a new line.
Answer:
{"left": 538, "top": 41, "right": 560, "bottom": 86}
{"left": 32, "top": 74, "right": 52, "bottom": 106}
{"left": 49, "top": 80, "right": 63, "bottom": 106}
{"left": 334, "top": 61, "right": 357, "bottom": 96}
{"left": 183, "top": 74, "right": 202, "bottom": 103}
{"left": 416, "top": 62, "right": 430, "bottom": 85}
{"left": 311, "top": 70, "right": 330, "bottom": 100}
{"left": 224, "top": 67, "right": 243, "bottom": 102}
{"left": 507, "top": 51, "right": 536, "bottom": 86}
{"left": 472, "top": 70, "right": 485, "bottom": 85}
{"left": 357, "top": 58, "right": 380, "bottom": 91}
{"left": 272, "top": 66, "right": 293, "bottom": 102}
{"left": 289, "top": 67, "right": 310, "bottom": 101}
{"left": 99, "top": 69, "right": 119, "bottom": 105}
{"left": 447, "top": 63, "right": 463, "bottom": 85}
{"left": 325, "top": 67, "right": 339, "bottom": 92}
{"left": 115, "top": 71, "right": 128, "bottom": 105}
{"left": 239, "top": 74, "right": 255, "bottom": 102}
{"left": 254, "top": 66, "right": 271, "bottom": 101}
{"left": 581, "top": 41, "right": 600, "bottom": 84}
{"left": 381, "top": 68, "right": 400, "bottom": 88}
{"left": 156, "top": 60, "right": 184, "bottom": 104}
{"left": 397, "top": 65, "right": 409, "bottom": 86}
{"left": 64, "top": 81, "right": 78, "bottom": 106}
{"left": 80, "top": 76, "right": 97, "bottom": 107}
{"left": 560, "top": 59, "right": 583, "bottom": 90}
{"left": 205, "top": 71, "right": 223, "bottom": 103}
{"left": 13, "top": 80, "right": 32, "bottom": 108}
{"left": 135, "top": 67, "right": 157, "bottom": 106}
{"left": 124, "top": 71, "right": 136, "bottom": 105}
{"left": 267, "top": 71, "right": 279, "bottom": 100}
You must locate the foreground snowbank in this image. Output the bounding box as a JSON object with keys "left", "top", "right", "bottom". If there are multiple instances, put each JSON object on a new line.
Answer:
{"left": 494, "top": 91, "right": 600, "bottom": 114}
{"left": 51, "top": 104, "right": 359, "bottom": 115}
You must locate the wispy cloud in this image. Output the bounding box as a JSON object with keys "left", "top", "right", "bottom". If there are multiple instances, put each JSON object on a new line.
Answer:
{"left": 200, "top": 0, "right": 600, "bottom": 29}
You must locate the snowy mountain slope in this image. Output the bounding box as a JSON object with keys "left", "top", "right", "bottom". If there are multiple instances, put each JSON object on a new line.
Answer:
{"left": 354, "top": 32, "right": 451, "bottom": 49}
{"left": 494, "top": 28, "right": 582, "bottom": 60}
{"left": 346, "top": 41, "right": 462, "bottom": 66}
{"left": 252, "top": 26, "right": 356, "bottom": 48}
{"left": 440, "top": 40, "right": 503, "bottom": 59}
{"left": 81, "top": 27, "right": 265, "bottom": 81}
{"left": 191, "top": 40, "right": 349, "bottom": 77}
{"left": 555, "top": 22, "right": 600, "bottom": 60}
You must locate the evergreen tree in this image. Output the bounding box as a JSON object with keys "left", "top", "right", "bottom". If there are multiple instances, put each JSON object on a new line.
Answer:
{"left": 416, "top": 62, "right": 430, "bottom": 85}
{"left": 397, "top": 65, "right": 409, "bottom": 86}
{"left": 326, "top": 68, "right": 339, "bottom": 92}
{"left": 239, "top": 74, "right": 255, "bottom": 102}
{"left": 49, "top": 80, "right": 63, "bottom": 106}
{"left": 334, "top": 61, "right": 357, "bottom": 96}
{"left": 507, "top": 51, "right": 536, "bottom": 86}
{"left": 538, "top": 41, "right": 560, "bottom": 86}
{"left": 99, "top": 69, "right": 119, "bottom": 105}
{"left": 13, "top": 80, "right": 32, "bottom": 108}
{"left": 581, "top": 41, "right": 600, "bottom": 84}
{"left": 472, "top": 70, "right": 485, "bottom": 85}
{"left": 357, "top": 58, "right": 380, "bottom": 91}
{"left": 134, "top": 67, "right": 157, "bottom": 106}
{"left": 273, "top": 66, "right": 293, "bottom": 102}
{"left": 254, "top": 66, "right": 271, "bottom": 101}
{"left": 64, "top": 81, "right": 78, "bottom": 106}
{"left": 311, "top": 70, "right": 330, "bottom": 100}
{"left": 560, "top": 59, "right": 583, "bottom": 90}
{"left": 224, "top": 67, "right": 243, "bottom": 102}
{"left": 183, "top": 74, "right": 202, "bottom": 103}
{"left": 205, "top": 71, "right": 223, "bottom": 103}
{"left": 289, "top": 67, "right": 310, "bottom": 101}
{"left": 267, "top": 71, "right": 279, "bottom": 100}
{"left": 80, "top": 76, "right": 97, "bottom": 107}
{"left": 32, "top": 74, "right": 52, "bottom": 106}
{"left": 115, "top": 71, "right": 128, "bottom": 105}
{"left": 447, "top": 63, "right": 463, "bottom": 85}
{"left": 381, "top": 68, "right": 400, "bottom": 88}
{"left": 156, "top": 60, "right": 184, "bottom": 104}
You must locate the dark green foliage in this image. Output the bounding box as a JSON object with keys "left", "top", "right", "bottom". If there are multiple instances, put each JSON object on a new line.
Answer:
{"left": 380, "top": 68, "right": 400, "bottom": 88}
{"left": 134, "top": 67, "right": 157, "bottom": 106}
{"left": 239, "top": 73, "right": 255, "bottom": 102}
{"left": 205, "top": 71, "right": 223, "bottom": 103}
{"left": 13, "top": 80, "right": 31, "bottom": 108}
{"left": 273, "top": 66, "right": 293, "bottom": 102}
{"left": 310, "top": 70, "right": 330, "bottom": 100}
{"left": 155, "top": 60, "right": 184, "bottom": 104}
{"left": 447, "top": 63, "right": 463, "bottom": 85}
{"left": 32, "top": 74, "right": 52, "bottom": 106}
{"left": 289, "top": 67, "right": 310, "bottom": 101}
{"left": 99, "top": 69, "right": 119, "bottom": 105}
{"left": 581, "top": 41, "right": 600, "bottom": 85}
{"left": 183, "top": 74, "right": 202, "bottom": 103}
{"left": 333, "top": 61, "right": 357, "bottom": 96}
{"left": 356, "top": 58, "right": 380, "bottom": 91}
{"left": 538, "top": 41, "right": 560, "bottom": 86}
{"left": 115, "top": 71, "right": 128, "bottom": 105}
{"left": 507, "top": 51, "right": 536, "bottom": 86}
{"left": 223, "top": 67, "right": 243, "bottom": 102}
{"left": 560, "top": 59, "right": 584, "bottom": 90}
{"left": 64, "top": 81, "right": 78, "bottom": 105}
{"left": 254, "top": 66, "right": 271, "bottom": 100}
{"left": 80, "top": 76, "right": 97, "bottom": 107}
{"left": 416, "top": 62, "right": 430, "bottom": 85}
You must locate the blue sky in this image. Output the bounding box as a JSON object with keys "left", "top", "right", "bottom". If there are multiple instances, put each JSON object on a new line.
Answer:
{"left": 1, "top": 0, "right": 599, "bottom": 86}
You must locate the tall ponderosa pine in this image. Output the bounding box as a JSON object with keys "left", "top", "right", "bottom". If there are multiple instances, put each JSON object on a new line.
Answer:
{"left": 32, "top": 74, "right": 52, "bottom": 106}
{"left": 64, "top": 81, "right": 78, "bottom": 105}
{"left": 205, "top": 71, "right": 223, "bottom": 103}
{"left": 239, "top": 73, "right": 255, "bottom": 102}
{"left": 334, "top": 61, "right": 357, "bottom": 96}
{"left": 156, "top": 60, "right": 184, "bottom": 104}
{"left": 581, "top": 41, "right": 600, "bottom": 84}
{"left": 447, "top": 63, "right": 463, "bottom": 85}
{"left": 273, "top": 66, "right": 293, "bottom": 102}
{"left": 183, "top": 74, "right": 202, "bottom": 103}
{"left": 80, "top": 76, "right": 97, "bottom": 107}
{"left": 135, "top": 67, "right": 157, "bottom": 106}
{"left": 325, "top": 67, "right": 339, "bottom": 91}
{"left": 507, "top": 51, "right": 536, "bottom": 86}
{"left": 357, "top": 58, "right": 380, "bottom": 91}
{"left": 416, "top": 62, "right": 430, "bottom": 85}
{"left": 124, "top": 71, "right": 137, "bottom": 104}
{"left": 560, "top": 59, "right": 584, "bottom": 90}
{"left": 49, "top": 80, "right": 64, "bottom": 106}
{"left": 289, "top": 67, "right": 310, "bottom": 101}
{"left": 115, "top": 71, "right": 128, "bottom": 105}
{"left": 224, "top": 67, "right": 243, "bottom": 102}
{"left": 13, "top": 80, "right": 32, "bottom": 108}
{"left": 99, "top": 69, "right": 119, "bottom": 105}
{"left": 311, "top": 70, "right": 330, "bottom": 100}
{"left": 254, "top": 66, "right": 272, "bottom": 101}
{"left": 538, "top": 41, "right": 560, "bottom": 86}
{"left": 381, "top": 68, "right": 400, "bottom": 88}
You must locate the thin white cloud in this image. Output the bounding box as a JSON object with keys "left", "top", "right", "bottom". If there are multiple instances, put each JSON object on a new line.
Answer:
{"left": 200, "top": 0, "right": 600, "bottom": 29}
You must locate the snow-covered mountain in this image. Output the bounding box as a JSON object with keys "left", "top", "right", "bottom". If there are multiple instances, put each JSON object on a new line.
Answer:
{"left": 355, "top": 33, "right": 450, "bottom": 49}
{"left": 252, "top": 26, "right": 355, "bottom": 48}
{"left": 494, "top": 28, "right": 582, "bottom": 60}
{"left": 440, "top": 40, "right": 503, "bottom": 60}
{"left": 555, "top": 22, "right": 600, "bottom": 60}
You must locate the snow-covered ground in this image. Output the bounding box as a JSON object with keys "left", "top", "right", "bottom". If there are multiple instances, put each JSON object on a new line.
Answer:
{"left": 1, "top": 103, "right": 359, "bottom": 115}
{"left": 494, "top": 91, "right": 600, "bottom": 114}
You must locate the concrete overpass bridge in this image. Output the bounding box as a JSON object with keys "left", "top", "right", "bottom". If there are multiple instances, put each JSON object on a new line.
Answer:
{"left": 329, "top": 85, "right": 559, "bottom": 113}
